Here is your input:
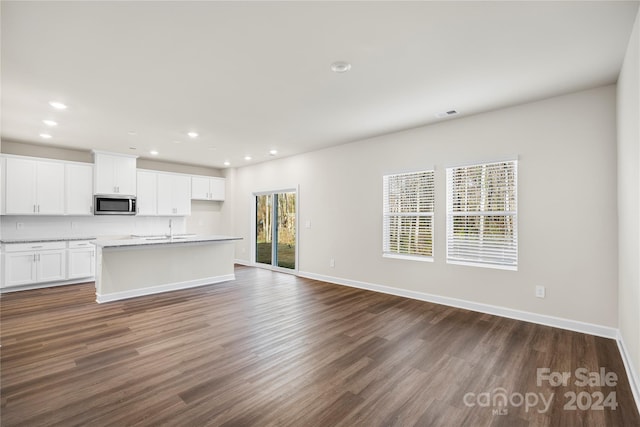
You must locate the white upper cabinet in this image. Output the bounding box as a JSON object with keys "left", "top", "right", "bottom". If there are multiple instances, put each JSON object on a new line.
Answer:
{"left": 157, "top": 173, "right": 191, "bottom": 216}
{"left": 4, "top": 157, "right": 64, "bottom": 215}
{"left": 191, "top": 176, "right": 225, "bottom": 201}
{"left": 136, "top": 171, "right": 158, "bottom": 216}
{"left": 93, "top": 151, "right": 137, "bottom": 195}
{"left": 65, "top": 163, "right": 94, "bottom": 215}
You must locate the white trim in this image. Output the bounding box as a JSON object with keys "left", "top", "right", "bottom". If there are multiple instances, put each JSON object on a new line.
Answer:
{"left": 447, "top": 259, "right": 518, "bottom": 271}
{"left": 617, "top": 331, "right": 640, "bottom": 412}
{"left": 234, "top": 258, "right": 252, "bottom": 266}
{"left": 444, "top": 155, "right": 519, "bottom": 169}
{"left": 91, "top": 149, "right": 138, "bottom": 159}
{"left": 297, "top": 270, "right": 618, "bottom": 339}
{"left": 95, "top": 274, "right": 235, "bottom": 303}
{"left": 383, "top": 253, "right": 434, "bottom": 262}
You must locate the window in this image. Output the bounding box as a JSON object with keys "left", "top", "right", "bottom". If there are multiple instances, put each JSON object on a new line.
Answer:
{"left": 446, "top": 160, "right": 518, "bottom": 270}
{"left": 383, "top": 170, "right": 434, "bottom": 261}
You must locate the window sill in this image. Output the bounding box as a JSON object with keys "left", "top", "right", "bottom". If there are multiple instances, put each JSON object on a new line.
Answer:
{"left": 446, "top": 259, "right": 517, "bottom": 271}
{"left": 383, "top": 253, "right": 434, "bottom": 262}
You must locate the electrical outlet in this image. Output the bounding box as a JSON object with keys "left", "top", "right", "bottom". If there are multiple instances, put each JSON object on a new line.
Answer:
{"left": 535, "top": 285, "right": 546, "bottom": 299}
{"left": 330, "top": 258, "right": 335, "bottom": 268}
{"left": 16, "top": 223, "right": 24, "bottom": 230}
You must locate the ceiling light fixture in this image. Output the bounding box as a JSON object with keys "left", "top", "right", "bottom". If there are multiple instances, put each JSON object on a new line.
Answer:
{"left": 330, "top": 61, "right": 351, "bottom": 73}
{"left": 42, "top": 120, "right": 58, "bottom": 127}
{"left": 244, "top": 156, "right": 252, "bottom": 161}
{"left": 49, "top": 101, "right": 67, "bottom": 110}
{"left": 150, "top": 150, "right": 159, "bottom": 155}
{"left": 39, "top": 133, "right": 52, "bottom": 139}
{"left": 223, "top": 161, "right": 230, "bottom": 166}
{"left": 269, "top": 149, "right": 278, "bottom": 156}
{"left": 187, "top": 131, "right": 199, "bottom": 138}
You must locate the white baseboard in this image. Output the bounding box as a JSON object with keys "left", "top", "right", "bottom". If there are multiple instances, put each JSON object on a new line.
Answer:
{"left": 617, "top": 331, "right": 640, "bottom": 412}
{"left": 96, "top": 274, "right": 235, "bottom": 303}
{"left": 234, "top": 259, "right": 253, "bottom": 267}
{"left": 297, "top": 271, "right": 618, "bottom": 339}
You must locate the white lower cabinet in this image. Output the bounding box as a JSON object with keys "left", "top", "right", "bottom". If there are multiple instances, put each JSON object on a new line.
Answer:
{"left": 2, "top": 242, "right": 67, "bottom": 288}
{"left": 2, "top": 240, "right": 95, "bottom": 289}
{"left": 67, "top": 241, "right": 95, "bottom": 279}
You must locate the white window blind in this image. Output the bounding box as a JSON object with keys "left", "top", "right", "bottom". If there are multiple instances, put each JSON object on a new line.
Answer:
{"left": 446, "top": 160, "right": 518, "bottom": 270}
{"left": 383, "top": 170, "right": 434, "bottom": 260}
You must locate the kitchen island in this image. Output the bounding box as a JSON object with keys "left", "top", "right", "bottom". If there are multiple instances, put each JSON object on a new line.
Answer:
{"left": 92, "top": 235, "right": 241, "bottom": 303}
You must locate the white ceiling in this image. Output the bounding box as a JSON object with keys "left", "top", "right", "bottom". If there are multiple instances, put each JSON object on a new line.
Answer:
{"left": 2, "top": 1, "right": 638, "bottom": 169}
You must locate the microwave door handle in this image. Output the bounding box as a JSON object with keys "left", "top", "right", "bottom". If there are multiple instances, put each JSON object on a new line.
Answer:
{"left": 129, "top": 198, "right": 132, "bottom": 213}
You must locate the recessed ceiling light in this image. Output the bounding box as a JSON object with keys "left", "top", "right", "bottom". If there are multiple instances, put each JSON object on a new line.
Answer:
{"left": 49, "top": 101, "right": 67, "bottom": 110}
{"left": 187, "top": 131, "right": 199, "bottom": 138}
{"left": 129, "top": 147, "right": 137, "bottom": 150}
{"left": 330, "top": 61, "right": 351, "bottom": 73}
{"left": 128, "top": 130, "right": 137, "bottom": 136}
{"left": 244, "top": 156, "right": 252, "bottom": 161}
{"left": 42, "top": 120, "right": 58, "bottom": 127}
{"left": 223, "top": 161, "right": 231, "bottom": 166}
{"left": 39, "top": 133, "right": 52, "bottom": 139}
{"left": 150, "top": 150, "right": 159, "bottom": 155}
{"left": 269, "top": 149, "right": 278, "bottom": 156}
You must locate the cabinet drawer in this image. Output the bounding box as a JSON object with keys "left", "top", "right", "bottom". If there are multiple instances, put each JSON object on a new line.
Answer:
{"left": 68, "top": 240, "right": 95, "bottom": 249}
{"left": 4, "top": 241, "right": 66, "bottom": 252}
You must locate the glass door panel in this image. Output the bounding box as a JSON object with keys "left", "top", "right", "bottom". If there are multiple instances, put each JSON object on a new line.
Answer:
{"left": 256, "top": 194, "right": 273, "bottom": 265}
{"left": 276, "top": 192, "right": 296, "bottom": 269}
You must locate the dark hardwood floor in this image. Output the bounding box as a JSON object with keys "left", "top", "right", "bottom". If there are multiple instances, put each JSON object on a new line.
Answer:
{"left": 1, "top": 266, "right": 638, "bottom": 426}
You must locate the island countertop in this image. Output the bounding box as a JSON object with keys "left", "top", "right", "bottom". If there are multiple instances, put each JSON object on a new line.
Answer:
{"left": 92, "top": 234, "right": 242, "bottom": 248}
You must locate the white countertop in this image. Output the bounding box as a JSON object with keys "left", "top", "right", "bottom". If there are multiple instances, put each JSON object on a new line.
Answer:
{"left": 92, "top": 234, "right": 242, "bottom": 248}
{"left": 1, "top": 236, "right": 97, "bottom": 244}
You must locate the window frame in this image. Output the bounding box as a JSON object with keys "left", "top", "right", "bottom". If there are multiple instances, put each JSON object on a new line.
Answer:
{"left": 446, "top": 159, "right": 518, "bottom": 271}
{"left": 382, "top": 169, "right": 435, "bottom": 262}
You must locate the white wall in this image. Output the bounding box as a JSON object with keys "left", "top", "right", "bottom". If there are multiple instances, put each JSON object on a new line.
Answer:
{"left": 233, "top": 85, "right": 619, "bottom": 328}
{"left": 617, "top": 9, "right": 640, "bottom": 396}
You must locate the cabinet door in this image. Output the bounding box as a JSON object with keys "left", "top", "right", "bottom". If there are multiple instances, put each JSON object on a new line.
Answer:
{"left": 115, "top": 156, "right": 137, "bottom": 196}
{"left": 191, "top": 176, "right": 210, "bottom": 200}
{"left": 37, "top": 250, "right": 66, "bottom": 283}
{"left": 68, "top": 248, "right": 95, "bottom": 279}
{"left": 36, "top": 161, "right": 65, "bottom": 214}
{"left": 156, "top": 173, "right": 175, "bottom": 215}
{"left": 137, "top": 171, "right": 157, "bottom": 215}
{"left": 5, "top": 157, "right": 37, "bottom": 214}
{"left": 3, "top": 252, "right": 37, "bottom": 287}
{"left": 157, "top": 173, "right": 191, "bottom": 216}
{"left": 209, "top": 178, "right": 225, "bottom": 201}
{"left": 66, "top": 164, "right": 94, "bottom": 215}
{"left": 94, "top": 153, "right": 116, "bottom": 194}
{"left": 173, "top": 175, "right": 191, "bottom": 215}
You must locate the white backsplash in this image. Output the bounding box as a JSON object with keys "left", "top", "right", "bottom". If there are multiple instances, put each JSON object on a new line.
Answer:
{"left": 0, "top": 215, "right": 186, "bottom": 240}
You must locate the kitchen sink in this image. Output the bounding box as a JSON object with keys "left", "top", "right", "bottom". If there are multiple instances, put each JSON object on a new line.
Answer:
{"left": 144, "top": 235, "right": 191, "bottom": 241}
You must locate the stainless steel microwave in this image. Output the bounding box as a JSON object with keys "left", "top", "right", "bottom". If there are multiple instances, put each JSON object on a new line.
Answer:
{"left": 94, "top": 195, "right": 137, "bottom": 215}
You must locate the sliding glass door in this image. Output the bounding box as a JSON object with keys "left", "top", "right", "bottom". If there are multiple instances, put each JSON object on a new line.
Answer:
{"left": 255, "top": 190, "right": 297, "bottom": 271}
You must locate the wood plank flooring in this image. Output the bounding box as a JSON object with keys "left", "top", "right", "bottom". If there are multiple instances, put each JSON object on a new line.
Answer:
{"left": 1, "top": 265, "right": 639, "bottom": 426}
